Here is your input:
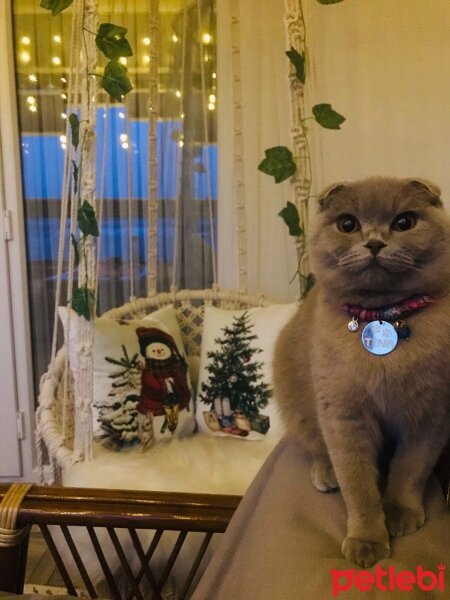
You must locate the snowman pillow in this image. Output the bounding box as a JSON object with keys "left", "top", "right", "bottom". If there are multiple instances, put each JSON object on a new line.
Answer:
{"left": 59, "top": 305, "right": 195, "bottom": 451}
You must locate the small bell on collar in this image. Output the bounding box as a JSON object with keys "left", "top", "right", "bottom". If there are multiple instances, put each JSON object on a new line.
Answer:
{"left": 394, "top": 320, "right": 411, "bottom": 340}
{"left": 347, "top": 316, "right": 359, "bottom": 332}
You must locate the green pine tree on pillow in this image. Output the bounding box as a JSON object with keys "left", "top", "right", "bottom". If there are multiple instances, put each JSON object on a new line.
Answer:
{"left": 200, "top": 312, "right": 272, "bottom": 437}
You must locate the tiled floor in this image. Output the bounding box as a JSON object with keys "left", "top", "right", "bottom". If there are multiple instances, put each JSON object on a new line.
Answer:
{"left": 25, "top": 526, "right": 64, "bottom": 587}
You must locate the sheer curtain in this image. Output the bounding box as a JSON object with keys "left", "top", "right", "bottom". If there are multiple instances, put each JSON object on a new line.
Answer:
{"left": 217, "top": 0, "right": 298, "bottom": 303}
{"left": 13, "top": 0, "right": 217, "bottom": 393}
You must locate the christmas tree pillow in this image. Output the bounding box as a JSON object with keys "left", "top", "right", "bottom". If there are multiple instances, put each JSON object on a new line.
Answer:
{"left": 196, "top": 303, "right": 297, "bottom": 440}
{"left": 59, "top": 305, "right": 195, "bottom": 451}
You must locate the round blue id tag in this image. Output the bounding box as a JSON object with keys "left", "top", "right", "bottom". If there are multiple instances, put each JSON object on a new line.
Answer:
{"left": 361, "top": 320, "right": 398, "bottom": 355}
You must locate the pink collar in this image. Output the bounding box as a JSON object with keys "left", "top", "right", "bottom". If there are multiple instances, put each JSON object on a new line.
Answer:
{"left": 342, "top": 294, "right": 435, "bottom": 322}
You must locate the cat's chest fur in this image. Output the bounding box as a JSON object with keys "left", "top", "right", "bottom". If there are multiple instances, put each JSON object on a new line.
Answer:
{"left": 309, "top": 287, "right": 450, "bottom": 425}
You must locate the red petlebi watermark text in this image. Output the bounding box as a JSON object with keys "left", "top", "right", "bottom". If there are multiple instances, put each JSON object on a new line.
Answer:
{"left": 330, "top": 564, "right": 446, "bottom": 596}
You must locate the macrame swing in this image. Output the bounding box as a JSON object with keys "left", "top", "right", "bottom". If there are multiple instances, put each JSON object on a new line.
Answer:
{"left": 36, "top": 0, "right": 310, "bottom": 487}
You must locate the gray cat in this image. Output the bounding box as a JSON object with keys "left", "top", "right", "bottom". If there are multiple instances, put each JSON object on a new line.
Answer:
{"left": 273, "top": 177, "right": 450, "bottom": 568}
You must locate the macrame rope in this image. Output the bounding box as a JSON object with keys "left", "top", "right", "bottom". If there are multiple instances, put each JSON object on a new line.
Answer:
{"left": 73, "top": 0, "right": 98, "bottom": 461}
{"left": 147, "top": 0, "right": 160, "bottom": 295}
{"left": 229, "top": 0, "right": 248, "bottom": 290}
{"left": 170, "top": 1, "right": 188, "bottom": 291}
{"left": 197, "top": 0, "right": 218, "bottom": 286}
{"left": 95, "top": 101, "right": 110, "bottom": 298}
{"left": 284, "top": 0, "right": 310, "bottom": 300}
{"left": 0, "top": 483, "right": 32, "bottom": 548}
{"left": 125, "top": 102, "right": 136, "bottom": 300}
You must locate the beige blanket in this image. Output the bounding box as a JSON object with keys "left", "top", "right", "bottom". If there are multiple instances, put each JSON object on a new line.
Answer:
{"left": 193, "top": 438, "right": 449, "bottom": 600}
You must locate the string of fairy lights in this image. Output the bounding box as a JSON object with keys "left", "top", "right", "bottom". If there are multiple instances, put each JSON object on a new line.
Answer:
{"left": 16, "top": 11, "right": 217, "bottom": 134}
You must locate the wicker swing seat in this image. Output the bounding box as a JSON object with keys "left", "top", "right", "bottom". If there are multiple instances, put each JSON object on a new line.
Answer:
{"left": 38, "top": 287, "right": 274, "bottom": 474}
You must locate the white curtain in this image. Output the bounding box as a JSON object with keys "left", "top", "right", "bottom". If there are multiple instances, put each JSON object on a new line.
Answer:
{"left": 13, "top": 0, "right": 217, "bottom": 391}
{"left": 217, "top": 0, "right": 450, "bottom": 303}
{"left": 217, "top": 0, "right": 298, "bottom": 302}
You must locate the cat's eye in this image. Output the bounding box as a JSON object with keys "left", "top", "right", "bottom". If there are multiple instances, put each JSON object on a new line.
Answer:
{"left": 391, "top": 212, "right": 418, "bottom": 232}
{"left": 337, "top": 214, "right": 360, "bottom": 233}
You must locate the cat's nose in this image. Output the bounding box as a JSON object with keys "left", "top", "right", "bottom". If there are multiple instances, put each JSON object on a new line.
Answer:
{"left": 364, "top": 239, "right": 387, "bottom": 256}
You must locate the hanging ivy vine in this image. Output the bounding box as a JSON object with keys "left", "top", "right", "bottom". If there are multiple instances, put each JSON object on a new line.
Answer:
{"left": 258, "top": 0, "right": 345, "bottom": 295}
{"left": 40, "top": 0, "right": 134, "bottom": 319}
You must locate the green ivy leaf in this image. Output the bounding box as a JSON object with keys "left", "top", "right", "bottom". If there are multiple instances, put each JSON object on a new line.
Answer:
{"left": 96, "top": 23, "right": 133, "bottom": 60}
{"left": 71, "top": 233, "right": 79, "bottom": 266}
{"left": 68, "top": 113, "right": 79, "bottom": 150}
{"left": 312, "top": 103, "right": 346, "bottom": 129}
{"left": 101, "top": 61, "right": 133, "bottom": 102}
{"left": 258, "top": 146, "right": 296, "bottom": 183}
{"left": 72, "top": 160, "right": 79, "bottom": 194}
{"left": 317, "top": 0, "right": 344, "bottom": 4}
{"left": 302, "top": 272, "right": 316, "bottom": 295}
{"left": 40, "top": 0, "right": 73, "bottom": 15}
{"left": 286, "top": 47, "right": 305, "bottom": 84}
{"left": 278, "top": 201, "right": 303, "bottom": 236}
{"left": 77, "top": 200, "right": 99, "bottom": 237}
{"left": 71, "top": 286, "right": 95, "bottom": 320}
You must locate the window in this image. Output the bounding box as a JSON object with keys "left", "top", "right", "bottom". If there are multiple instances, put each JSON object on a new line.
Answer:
{"left": 13, "top": 0, "right": 217, "bottom": 393}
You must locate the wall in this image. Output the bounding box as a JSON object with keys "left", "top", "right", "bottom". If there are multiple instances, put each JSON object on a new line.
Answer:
{"left": 306, "top": 0, "right": 450, "bottom": 211}
{"left": 218, "top": 0, "right": 450, "bottom": 303}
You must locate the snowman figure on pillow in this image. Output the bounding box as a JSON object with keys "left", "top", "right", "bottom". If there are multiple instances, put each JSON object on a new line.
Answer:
{"left": 136, "top": 327, "right": 191, "bottom": 448}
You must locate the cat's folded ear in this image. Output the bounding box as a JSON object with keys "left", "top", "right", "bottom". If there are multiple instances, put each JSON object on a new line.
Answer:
{"left": 318, "top": 182, "right": 348, "bottom": 211}
{"left": 405, "top": 178, "right": 443, "bottom": 207}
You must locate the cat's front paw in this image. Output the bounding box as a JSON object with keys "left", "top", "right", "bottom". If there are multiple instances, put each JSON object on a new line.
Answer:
{"left": 385, "top": 503, "right": 425, "bottom": 537}
{"left": 311, "top": 459, "right": 339, "bottom": 493}
{"left": 342, "top": 537, "right": 390, "bottom": 568}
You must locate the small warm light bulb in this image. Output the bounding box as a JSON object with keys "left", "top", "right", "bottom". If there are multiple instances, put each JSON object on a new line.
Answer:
{"left": 26, "top": 96, "right": 36, "bottom": 105}
{"left": 59, "top": 135, "right": 67, "bottom": 144}
{"left": 28, "top": 74, "right": 37, "bottom": 82}
{"left": 21, "top": 36, "right": 31, "bottom": 45}
{"left": 212, "top": 72, "right": 217, "bottom": 79}
{"left": 29, "top": 105, "right": 37, "bottom": 113}
{"left": 19, "top": 50, "right": 31, "bottom": 64}
{"left": 61, "top": 93, "right": 67, "bottom": 100}
{"left": 120, "top": 133, "right": 128, "bottom": 142}
{"left": 175, "top": 90, "right": 182, "bottom": 98}
{"left": 178, "top": 140, "right": 184, "bottom": 148}
{"left": 208, "top": 102, "right": 215, "bottom": 111}
{"left": 208, "top": 94, "right": 216, "bottom": 103}
{"left": 119, "top": 57, "right": 127, "bottom": 65}
{"left": 60, "top": 77, "right": 67, "bottom": 83}
{"left": 172, "top": 34, "right": 179, "bottom": 43}
{"left": 142, "top": 54, "right": 150, "bottom": 65}
{"left": 121, "top": 142, "right": 129, "bottom": 149}
{"left": 52, "top": 56, "right": 62, "bottom": 66}
{"left": 202, "top": 33, "right": 212, "bottom": 44}
{"left": 118, "top": 112, "right": 125, "bottom": 119}
{"left": 53, "top": 35, "right": 62, "bottom": 43}
{"left": 142, "top": 37, "right": 151, "bottom": 46}
{"left": 61, "top": 112, "right": 67, "bottom": 119}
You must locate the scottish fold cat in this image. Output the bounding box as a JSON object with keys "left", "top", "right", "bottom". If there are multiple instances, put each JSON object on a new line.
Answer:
{"left": 274, "top": 177, "right": 450, "bottom": 567}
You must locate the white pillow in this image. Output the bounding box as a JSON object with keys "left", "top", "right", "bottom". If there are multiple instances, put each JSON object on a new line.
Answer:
{"left": 59, "top": 305, "right": 195, "bottom": 450}
{"left": 196, "top": 304, "right": 297, "bottom": 440}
